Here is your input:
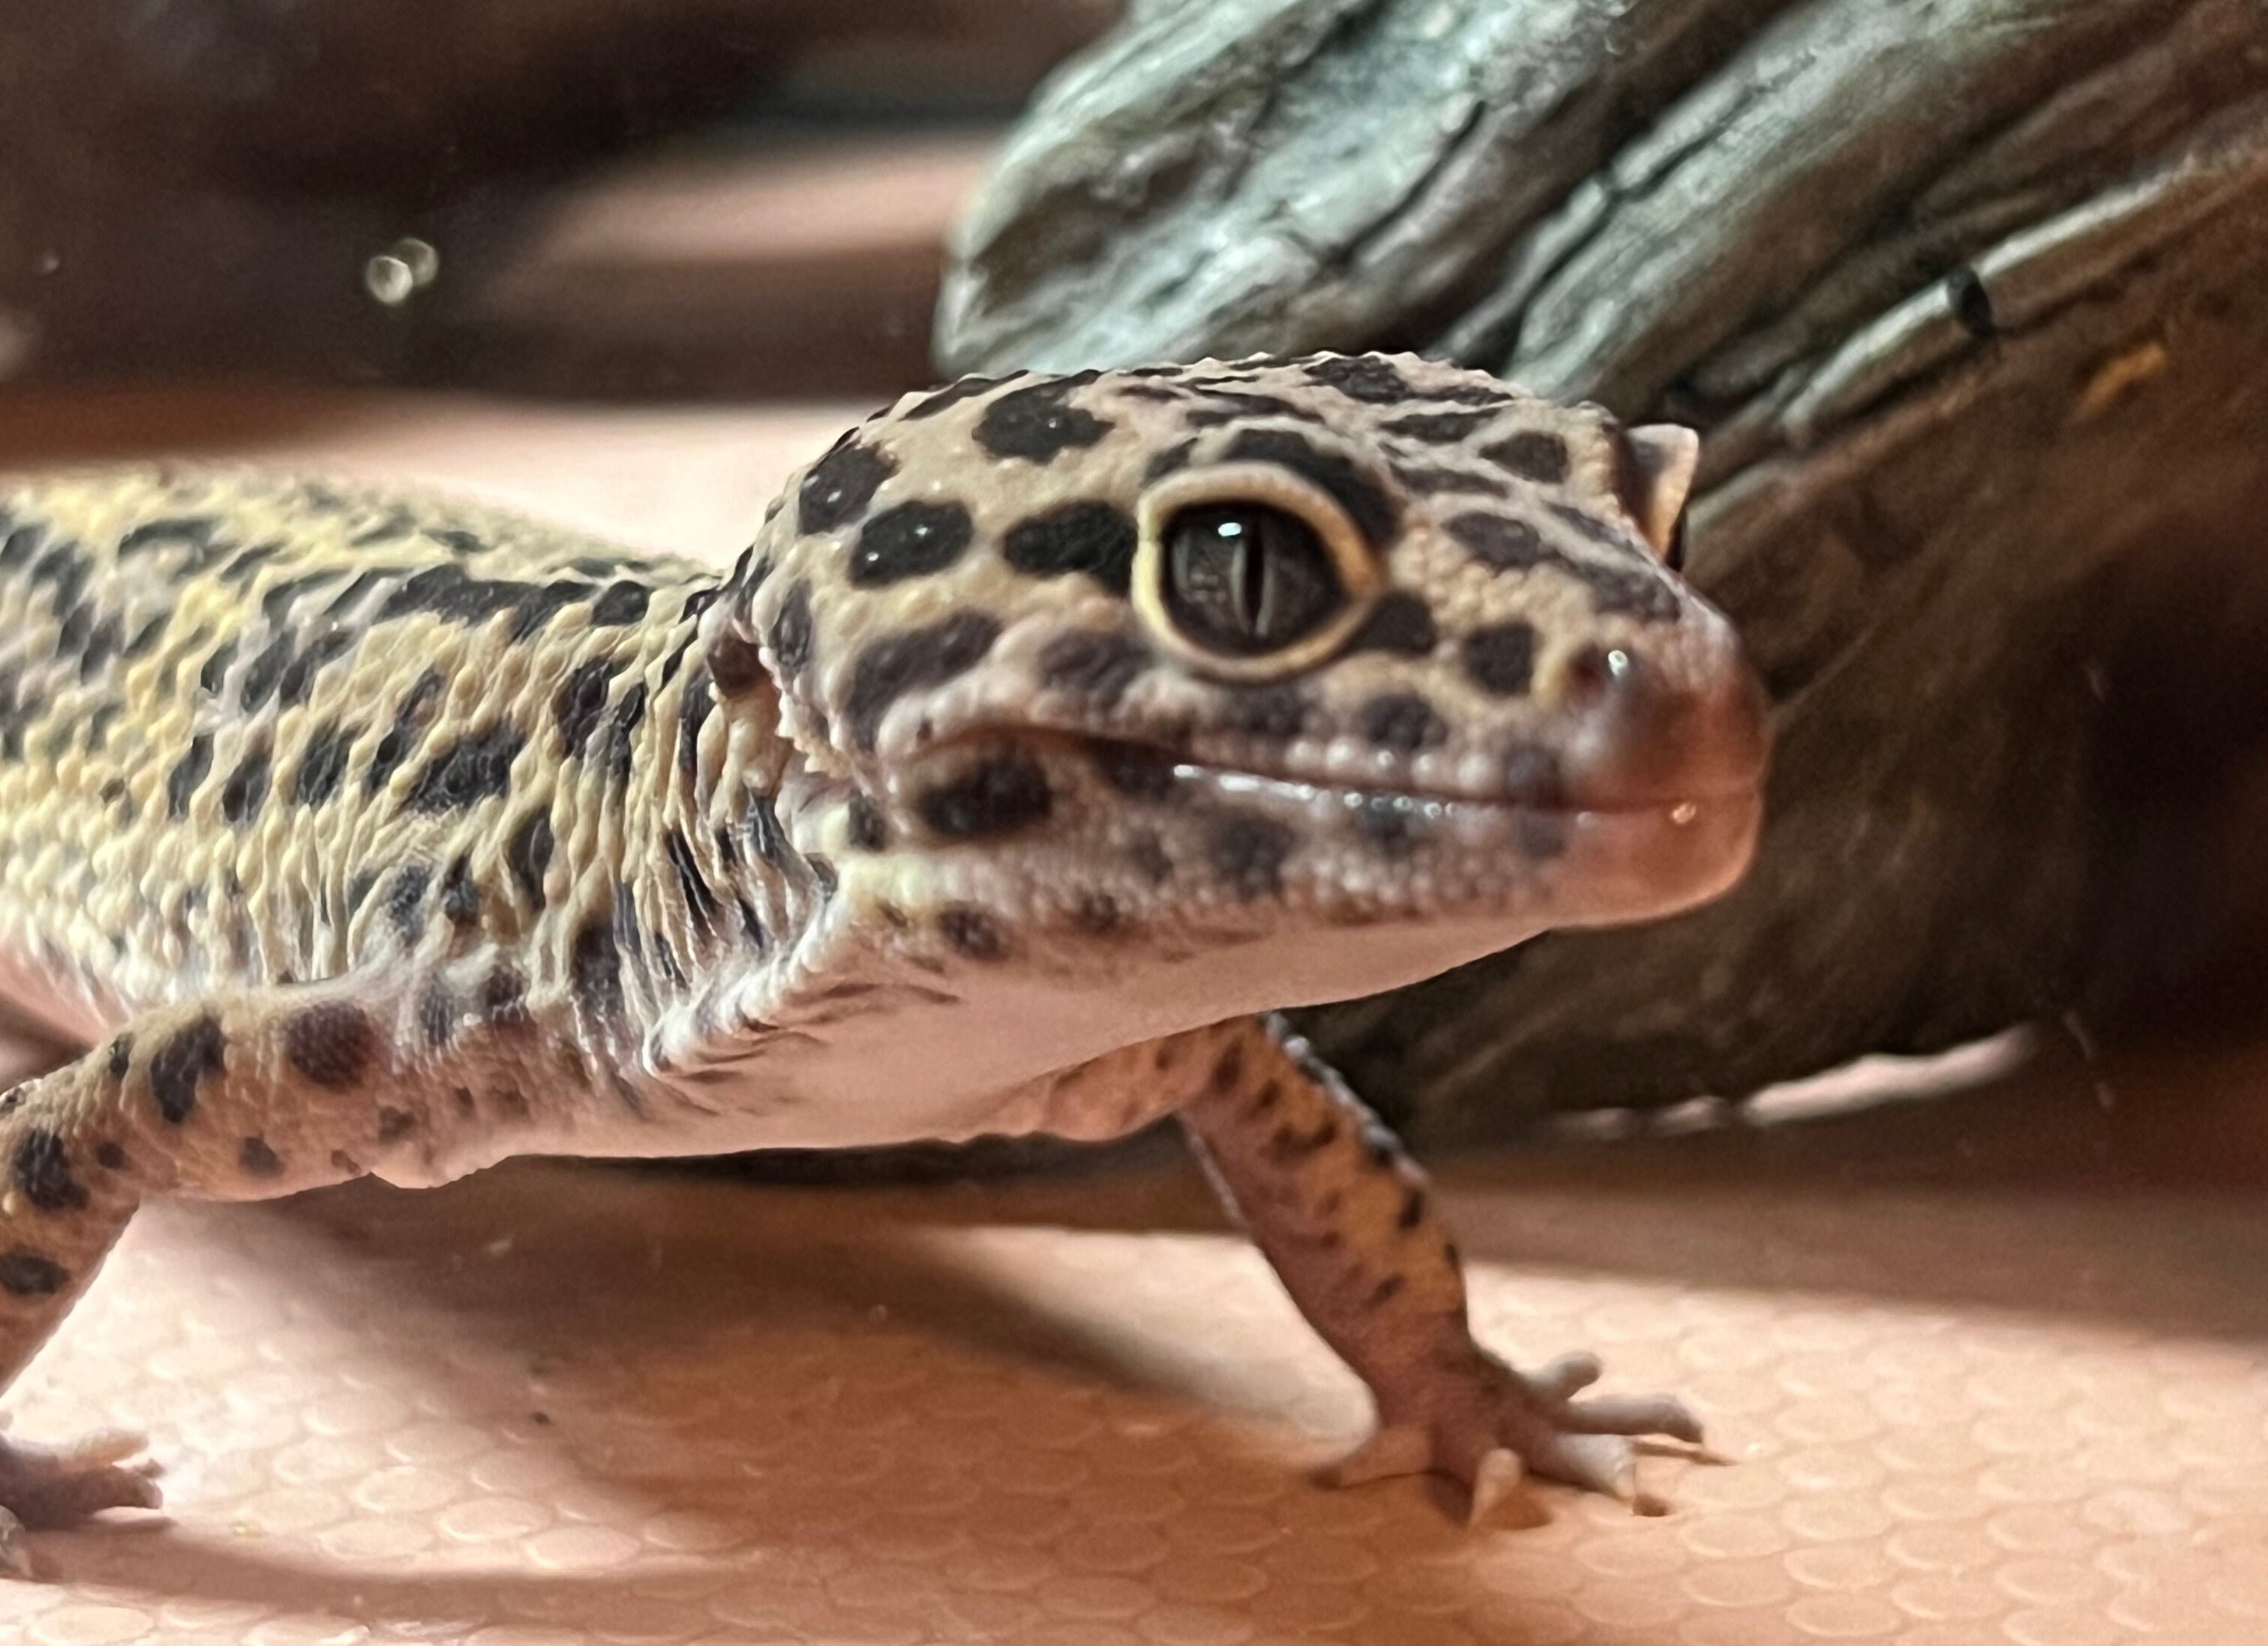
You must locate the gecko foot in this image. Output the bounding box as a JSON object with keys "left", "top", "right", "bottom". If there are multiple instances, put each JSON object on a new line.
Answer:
{"left": 1324, "top": 1348, "right": 1712, "bottom": 1525}
{"left": 0, "top": 1422, "right": 163, "bottom": 1578}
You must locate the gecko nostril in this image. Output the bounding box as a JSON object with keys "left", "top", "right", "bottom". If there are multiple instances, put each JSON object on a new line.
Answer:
{"left": 1560, "top": 642, "right": 1634, "bottom": 707}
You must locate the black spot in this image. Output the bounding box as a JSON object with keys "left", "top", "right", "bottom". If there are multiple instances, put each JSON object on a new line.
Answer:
{"left": 770, "top": 580, "right": 815, "bottom": 674}
{"left": 1144, "top": 439, "right": 1198, "bottom": 483}
{"left": 0, "top": 1250, "right": 65, "bottom": 1296}
{"left": 508, "top": 580, "right": 599, "bottom": 641}
{"left": 844, "top": 612, "right": 1001, "bottom": 752}
{"left": 238, "top": 1136, "right": 284, "bottom": 1177}
{"left": 1268, "top": 1115, "right": 1341, "bottom": 1164}
{"left": 95, "top": 1140, "right": 127, "bottom": 1170}
{"left": 404, "top": 723, "right": 524, "bottom": 813}
{"left": 554, "top": 658, "right": 621, "bottom": 756}
{"left": 1502, "top": 744, "right": 1566, "bottom": 807}
{"left": 939, "top": 906, "right": 1007, "bottom": 960}
{"left": 845, "top": 795, "right": 889, "bottom": 852}
{"left": 1482, "top": 431, "right": 1572, "bottom": 485}
{"left": 1210, "top": 815, "right": 1294, "bottom": 900}
{"left": 904, "top": 373, "right": 1006, "bottom": 419}
{"left": 1092, "top": 740, "right": 1178, "bottom": 800}
{"left": 106, "top": 1035, "right": 133, "bottom": 1081}
{"left": 1212, "top": 1041, "right": 1245, "bottom": 1091}
{"left": 284, "top": 1001, "right": 375, "bottom": 1089}
{"left": 28, "top": 540, "right": 92, "bottom": 617}
{"left": 1038, "top": 631, "right": 1148, "bottom": 708}
{"left": 148, "top": 1012, "right": 226, "bottom": 1122}
{"left": 1397, "top": 1186, "right": 1426, "bottom": 1229}
{"left": 507, "top": 810, "right": 553, "bottom": 910}
{"left": 1223, "top": 428, "right": 1397, "bottom": 545}
{"left": 378, "top": 1107, "right": 419, "bottom": 1143}
{"left": 1365, "top": 1274, "right": 1406, "bottom": 1308}
{"left": 441, "top": 855, "right": 482, "bottom": 927}
{"left": 294, "top": 722, "right": 355, "bottom": 806}
{"left": 220, "top": 744, "right": 272, "bottom": 825}
{"left": 850, "top": 501, "right": 974, "bottom": 587}
{"left": 1946, "top": 265, "right": 1997, "bottom": 338}
{"left": 278, "top": 630, "right": 354, "bottom": 707}
{"left": 74, "top": 613, "right": 123, "bottom": 680}
{"left": 13, "top": 1131, "right": 86, "bottom": 1212}
{"left": 1553, "top": 551, "right": 1682, "bottom": 620}
{"left": 1223, "top": 684, "right": 1310, "bottom": 740}
{"left": 367, "top": 670, "right": 446, "bottom": 794}
{"left": 1448, "top": 511, "right": 1552, "bottom": 570}
{"left": 798, "top": 437, "right": 898, "bottom": 533}
{"left": 572, "top": 923, "right": 626, "bottom": 1023}
{"left": 1304, "top": 356, "right": 1412, "bottom": 404}
{"left": 1075, "top": 893, "right": 1122, "bottom": 933}
{"left": 1003, "top": 501, "right": 1137, "bottom": 593}
{"left": 708, "top": 627, "right": 765, "bottom": 695}
{"left": 1358, "top": 693, "right": 1447, "bottom": 752}
{"left": 387, "top": 863, "right": 432, "bottom": 939}
{"left": 197, "top": 639, "right": 238, "bottom": 696}
{"left": 166, "top": 733, "right": 214, "bottom": 819}
{"left": 377, "top": 564, "right": 547, "bottom": 626}
{"left": 1382, "top": 409, "right": 1496, "bottom": 443}
{"left": 590, "top": 581, "right": 650, "bottom": 626}
{"left": 1462, "top": 623, "right": 1538, "bottom": 696}
{"left": 1346, "top": 593, "right": 1437, "bottom": 655}
{"left": 919, "top": 752, "right": 1053, "bottom": 840}
{"left": 676, "top": 666, "right": 712, "bottom": 779}
{"left": 974, "top": 373, "right": 1112, "bottom": 463}
{"left": 606, "top": 683, "right": 646, "bottom": 786}
{"left": 122, "top": 613, "right": 170, "bottom": 659}
{"left": 117, "top": 515, "right": 218, "bottom": 556}
{"left": 1353, "top": 793, "right": 1421, "bottom": 857}
{"left": 0, "top": 524, "right": 40, "bottom": 571}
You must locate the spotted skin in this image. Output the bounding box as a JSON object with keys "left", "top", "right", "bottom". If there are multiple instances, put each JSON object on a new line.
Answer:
{"left": 0, "top": 353, "right": 1768, "bottom": 1570}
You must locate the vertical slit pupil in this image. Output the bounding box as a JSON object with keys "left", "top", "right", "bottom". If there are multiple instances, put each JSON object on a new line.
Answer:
{"left": 1162, "top": 502, "right": 1344, "bottom": 657}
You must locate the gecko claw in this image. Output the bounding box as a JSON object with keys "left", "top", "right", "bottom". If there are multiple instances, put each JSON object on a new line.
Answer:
{"left": 1466, "top": 1446, "right": 1526, "bottom": 1527}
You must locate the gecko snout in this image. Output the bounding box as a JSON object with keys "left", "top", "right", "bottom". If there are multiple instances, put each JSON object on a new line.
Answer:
{"left": 1550, "top": 638, "right": 1771, "bottom": 811}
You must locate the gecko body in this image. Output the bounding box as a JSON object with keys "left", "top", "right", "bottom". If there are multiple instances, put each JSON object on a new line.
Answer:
{"left": 0, "top": 353, "right": 1767, "bottom": 1569}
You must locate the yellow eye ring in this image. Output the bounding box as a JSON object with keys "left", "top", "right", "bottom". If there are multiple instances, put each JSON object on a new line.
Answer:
{"left": 1131, "top": 462, "right": 1384, "bottom": 683}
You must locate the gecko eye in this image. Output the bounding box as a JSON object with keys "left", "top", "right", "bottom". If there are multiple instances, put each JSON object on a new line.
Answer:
{"left": 1134, "top": 460, "right": 1383, "bottom": 681}
{"left": 1160, "top": 503, "right": 1344, "bottom": 657}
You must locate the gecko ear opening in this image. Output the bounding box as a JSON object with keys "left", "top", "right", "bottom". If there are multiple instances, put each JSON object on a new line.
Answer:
{"left": 1622, "top": 425, "right": 1701, "bottom": 564}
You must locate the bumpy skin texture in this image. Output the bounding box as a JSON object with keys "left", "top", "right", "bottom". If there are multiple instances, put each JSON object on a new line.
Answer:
{"left": 0, "top": 353, "right": 1767, "bottom": 1573}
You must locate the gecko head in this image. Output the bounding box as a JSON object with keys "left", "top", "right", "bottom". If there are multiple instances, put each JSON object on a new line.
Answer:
{"left": 705, "top": 352, "right": 1768, "bottom": 1009}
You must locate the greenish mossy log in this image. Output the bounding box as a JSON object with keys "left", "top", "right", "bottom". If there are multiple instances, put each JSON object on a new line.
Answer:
{"left": 938, "top": 0, "right": 2268, "bottom": 1137}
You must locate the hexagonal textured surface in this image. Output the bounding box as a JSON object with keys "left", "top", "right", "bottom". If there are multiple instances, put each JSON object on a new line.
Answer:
{"left": 6, "top": 1047, "right": 2267, "bottom": 1646}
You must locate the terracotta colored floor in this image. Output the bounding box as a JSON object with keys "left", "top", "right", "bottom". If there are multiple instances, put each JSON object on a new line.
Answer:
{"left": 2, "top": 392, "right": 2265, "bottom": 1641}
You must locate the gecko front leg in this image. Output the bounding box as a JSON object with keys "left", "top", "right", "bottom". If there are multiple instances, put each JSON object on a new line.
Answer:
{"left": 0, "top": 968, "right": 536, "bottom": 1575}
{"left": 1178, "top": 1015, "right": 1706, "bottom": 1524}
